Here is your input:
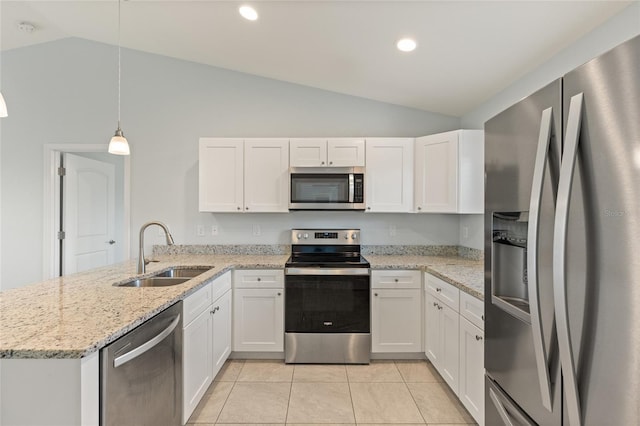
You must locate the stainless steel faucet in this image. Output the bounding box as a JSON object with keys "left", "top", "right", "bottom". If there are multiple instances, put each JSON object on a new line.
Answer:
{"left": 138, "top": 221, "right": 175, "bottom": 274}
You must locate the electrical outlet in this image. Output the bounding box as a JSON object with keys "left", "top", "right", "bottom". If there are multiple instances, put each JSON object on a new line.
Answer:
{"left": 389, "top": 225, "right": 397, "bottom": 237}
{"left": 253, "top": 224, "right": 261, "bottom": 236}
{"left": 462, "top": 226, "right": 469, "bottom": 239}
{"left": 196, "top": 225, "right": 205, "bottom": 237}
{"left": 211, "top": 225, "right": 219, "bottom": 236}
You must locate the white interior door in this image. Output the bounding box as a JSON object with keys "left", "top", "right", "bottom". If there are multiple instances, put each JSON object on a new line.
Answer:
{"left": 63, "top": 153, "right": 116, "bottom": 274}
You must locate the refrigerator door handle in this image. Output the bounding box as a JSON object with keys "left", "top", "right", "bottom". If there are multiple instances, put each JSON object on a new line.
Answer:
{"left": 527, "top": 106, "right": 556, "bottom": 411}
{"left": 553, "top": 92, "right": 584, "bottom": 426}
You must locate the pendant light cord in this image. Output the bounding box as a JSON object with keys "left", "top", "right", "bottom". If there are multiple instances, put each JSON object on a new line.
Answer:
{"left": 117, "top": 0, "right": 122, "bottom": 128}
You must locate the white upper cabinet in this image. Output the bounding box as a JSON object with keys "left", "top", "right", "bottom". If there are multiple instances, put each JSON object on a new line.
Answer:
{"left": 244, "top": 139, "right": 289, "bottom": 212}
{"left": 290, "top": 138, "right": 365, "bottom": 167}
{"left": 289, "top": 138, "right": 327, "bottom": 167}
{"left": 199, "top": 138, "right": 244, "bottom": 212}
{"left": 365, "top": 138, "right": 414, "bottom": 212}
{"left": 199, "top": 138, "right": 289, "bottom": 213}
{"left": 414, "top": 130, "right": 484, "bottom": 213}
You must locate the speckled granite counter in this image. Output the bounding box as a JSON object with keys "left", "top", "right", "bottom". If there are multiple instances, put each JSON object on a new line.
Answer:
{"left": 366, "top": 255, "right": 484, "bottom": 299}
{"left": 0, "top": 252, "right": 482, "bottom": 359}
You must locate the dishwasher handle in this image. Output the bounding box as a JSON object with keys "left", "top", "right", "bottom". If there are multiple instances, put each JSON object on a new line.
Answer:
{"left": 114, "top": 314, "right": 181, "bottom": 368}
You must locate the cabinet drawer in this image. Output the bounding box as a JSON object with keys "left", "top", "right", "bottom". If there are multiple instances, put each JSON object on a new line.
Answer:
{"left": 183, "top": 283, "right": 212, "bottom": 326}
{"left": 460, "top": 291, "right": 484, "bottom": 330}
{"left": 233, "top": 269, "right": 284, "bottom": 289}
{"left": 371, "top": 270, "right": 421, "bottom": 289}
{"left": 425, "top": 273, "right": 459, "bottom": 312}
{"left": 212, "top": 271, "right": 232, "bottom": 301}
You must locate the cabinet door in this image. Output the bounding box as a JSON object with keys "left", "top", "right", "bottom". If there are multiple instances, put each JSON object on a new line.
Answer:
{"left": 459, "top": 317, "right": 485, "bottom": 426}
{"left": 365, "top": 138, "right": 414, "bottom": 212}
{"left": 440, "top": 302, "right": 460, "bottom": 394}
{"left": 424, "top": 292, "right": 440, "bottom": 365}
{"left": 199, "top": 138, "right": 244, "bottom": 212}
{"left": 233, "top": 288, "right": 284, "bottom": 352}
{"left": 244, "top": 139, "right": 289, "bottom": 212}
{"left": 414, "top": 132, "right": 458, "bottom": 213}
{"left": 212, "top": 290, "right": 232, "bottom": 378}
{"left": 327, "top": 138, "right": 365, "bottom": 166}
{"left": 372, "top": 288, "right": 422, "bottom": 353}
{"left": 183, "top": 308, "right": 213, "bottom": 424}
{"left": 290, "top": 138, "right": 327, "bottom": 167}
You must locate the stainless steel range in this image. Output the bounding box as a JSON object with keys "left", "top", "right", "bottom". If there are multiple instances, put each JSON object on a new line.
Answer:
{"left": 284, "top": 229, "right": 371, "bottom": 364}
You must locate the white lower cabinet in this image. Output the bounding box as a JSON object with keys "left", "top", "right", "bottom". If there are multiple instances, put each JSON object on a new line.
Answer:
{"left": 183, "top": 271, "right": 232, "bottom": 424}
{"left": 233, "top": 270, "right": 285, "bottom": 352}
{"left": 459, "top": 292, "right": 485, "bottom": 425}
{"left": 424, "top": 273, "right": 484, "bottom": 425}
{"left": 183, "top": 307, "right": 213, "bottom": 422}
{"left": 212, "top": 289, "right": 232, "bottom": 375}
{"left": 459, "top": 316, "right": 484, "bottom": 425}
{"left": 371, "top": 270, "right": 422, "bottom": 353}
{"left": 425, "top": 289, "right": 459, "bottom": 394}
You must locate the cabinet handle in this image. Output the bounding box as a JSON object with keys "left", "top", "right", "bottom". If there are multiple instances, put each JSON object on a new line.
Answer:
{"left": 475, "top": 335, "right": 483, "bottom": 341}
{"left": 321, "top": 161, "right": 325, "bottom": 165}
{"left": 394, "top": 278, "right": 399, "bottom": 282}
{"left": 417, "top": 206, "right": 422, "bottom": 211}
{"left": 257, "top": 277, "right": 261, "bottom": 282}
{"left": 245, "top": 207, "right": 249, "bottom": 210}
{"left": 436, "top": 288, "right": 442, "bottom": 292}
{"left": 277, "top": 292, "right": 282, "bottom": 296}
{"left": 433, "top": 302, "right": 438, "bottom": 307}
{"left": 329, "top": 161, "right": 333, "bottom": 165}
{"left": 374, "top": 293, "right": 378, "bottom": 297}
{"left": 482, "top": 314, "right": 485, "bottom": 321}
{"left": 438, "top": 305, "right": 443, "bottom": 310}
{"left": 367, "top": 207, "right": 371, "bottom": 210}
{"left": 237, "top": 206, "right": 241, "bottom": 210}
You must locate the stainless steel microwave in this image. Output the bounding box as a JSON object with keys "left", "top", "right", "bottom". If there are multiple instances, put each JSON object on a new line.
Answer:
{"left": 289, "top": 167, "right": 365, "bottom": 210}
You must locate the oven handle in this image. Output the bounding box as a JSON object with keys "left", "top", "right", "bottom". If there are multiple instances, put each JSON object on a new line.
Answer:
{"left": 285, "top": 267, "right": 371, "bottom": 276}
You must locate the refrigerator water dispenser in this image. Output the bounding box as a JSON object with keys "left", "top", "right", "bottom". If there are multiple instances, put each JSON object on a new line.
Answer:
{"left": 492, "top": 212, "right": 531, "bottom": 323}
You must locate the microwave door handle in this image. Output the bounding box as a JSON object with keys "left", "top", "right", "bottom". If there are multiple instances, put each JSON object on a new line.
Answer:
{"left": 348, "top": 173, "right": 354, "bottom": 203}
{"left": 553, "top": 93, "right": 584, "bottom": 426}
{"left": 527, "top": 106, "right": 555, "bottom": 411}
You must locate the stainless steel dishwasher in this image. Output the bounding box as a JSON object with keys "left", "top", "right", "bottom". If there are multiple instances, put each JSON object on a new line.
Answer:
{"left": 101, "top": 301, "right": 183, "bottom": 426}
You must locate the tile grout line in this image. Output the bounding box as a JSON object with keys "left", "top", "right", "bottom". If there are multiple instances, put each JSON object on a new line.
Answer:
{"left": 214, "top": 360, "right": 245, "bottom": 424}
{"left": 344, "top": 363, "right": 358, "bottom": 424}
{"left": 396, "top": 360, "right": 428, "bottom": 425}
{"left": 283, "top": 364, "right": 295, "bottom": 424}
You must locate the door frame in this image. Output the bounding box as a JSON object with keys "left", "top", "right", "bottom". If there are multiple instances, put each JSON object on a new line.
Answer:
{"left": 43, "top": 144, "right": 130, "bottom": 279}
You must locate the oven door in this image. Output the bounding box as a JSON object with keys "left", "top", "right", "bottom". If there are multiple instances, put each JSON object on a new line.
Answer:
{"left": 285, "top": 268, "right": 370, "bottom": 333}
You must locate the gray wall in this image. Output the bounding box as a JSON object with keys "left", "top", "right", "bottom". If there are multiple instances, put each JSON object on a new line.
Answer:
{"left": 0, "top": 37, "right": 461, "bottom": 290}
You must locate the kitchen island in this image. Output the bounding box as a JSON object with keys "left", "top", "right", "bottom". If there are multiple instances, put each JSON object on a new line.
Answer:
{"left": 0, "top": 249, "right": 483, "bottom": 425}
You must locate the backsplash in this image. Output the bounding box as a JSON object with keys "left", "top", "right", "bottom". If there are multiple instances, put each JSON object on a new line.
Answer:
{"left": 154, "top": 244, "right": 483, "bottom": 260}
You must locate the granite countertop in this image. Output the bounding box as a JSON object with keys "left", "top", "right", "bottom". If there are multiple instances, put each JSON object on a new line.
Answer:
{"left": 0, "top": 252, "right": 483, "bottom": 359}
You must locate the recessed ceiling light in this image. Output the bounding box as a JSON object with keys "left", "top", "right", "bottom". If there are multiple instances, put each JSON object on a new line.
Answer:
{"left": 239, "top": 5, "right": 258, "bottom": 21}
{"left": 397, "top": 38, "right": 417, "bottom": 53}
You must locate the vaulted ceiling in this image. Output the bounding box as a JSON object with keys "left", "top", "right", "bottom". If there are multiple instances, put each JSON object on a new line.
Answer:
{"left": 0, "top": 1, "right": 634, "bottom": 116}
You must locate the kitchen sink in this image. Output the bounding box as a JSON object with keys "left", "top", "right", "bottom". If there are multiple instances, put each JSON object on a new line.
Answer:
{"left": 116, "top": 277, "right": 191, "bottom": 287}
{"left": 153, "top": 266, "right": 211, "bottom": 278}
{"left": 114, "top": 266, "right": 212, "bottom": 287}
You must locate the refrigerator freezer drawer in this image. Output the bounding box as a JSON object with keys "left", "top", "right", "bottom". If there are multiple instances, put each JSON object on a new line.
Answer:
{"left": 486, "top": 376, "right": 535, "bottom": 426}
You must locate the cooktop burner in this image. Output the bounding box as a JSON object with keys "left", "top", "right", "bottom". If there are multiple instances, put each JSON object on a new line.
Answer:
{"left": 286, "top": 228, "right": 369, "bottom": 268}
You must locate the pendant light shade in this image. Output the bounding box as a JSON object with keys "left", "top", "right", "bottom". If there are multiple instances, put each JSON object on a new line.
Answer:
{"left": 0, "top": 92, "right": 7, "bottom": 117}
{"left": 109, "top": 124, "right": 129, "bottom": 155}
{"left": 109, "top": 0, "right": 130, "bottom": 155}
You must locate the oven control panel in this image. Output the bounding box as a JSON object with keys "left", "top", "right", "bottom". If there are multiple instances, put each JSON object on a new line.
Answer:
{"left": 291, "top": 229, "right": 360, "bottom": 245}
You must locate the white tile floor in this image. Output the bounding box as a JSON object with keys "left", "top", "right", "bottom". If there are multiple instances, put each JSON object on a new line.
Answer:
{"left": 187, "top": 360, "right": 477, "bottom": 425}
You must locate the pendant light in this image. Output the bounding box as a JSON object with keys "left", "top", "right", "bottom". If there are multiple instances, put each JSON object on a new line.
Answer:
{"left": 108, "top": 0, "right": 129, "bottom": 155}
{"left": 0, "top": 92, "right": 7, "bottom": 118}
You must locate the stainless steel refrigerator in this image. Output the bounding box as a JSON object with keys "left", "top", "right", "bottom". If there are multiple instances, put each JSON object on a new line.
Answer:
{"left": 484, "top": 35, "right": 640, "bottom": 425}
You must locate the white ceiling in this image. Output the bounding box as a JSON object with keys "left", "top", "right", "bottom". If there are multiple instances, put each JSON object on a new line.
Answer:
{"left": 0, "top": 1, "right": 634, "bottom": 116}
